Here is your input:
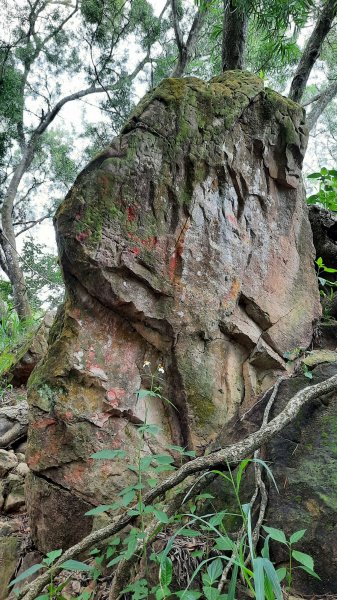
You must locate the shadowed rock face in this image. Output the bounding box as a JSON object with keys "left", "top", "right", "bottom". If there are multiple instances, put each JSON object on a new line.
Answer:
{"left": 26, "top": 71, "right": 320, "bottom": 552}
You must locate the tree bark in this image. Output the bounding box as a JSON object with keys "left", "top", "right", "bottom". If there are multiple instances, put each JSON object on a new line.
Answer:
{"left": 289, "top": 0, "right": 337, "bottom": 103}
{"left": 222, "top": 0, "right": 248, "bottom": 71}
{"left": 1, "top": 141, "right": 37, "bottom": 319}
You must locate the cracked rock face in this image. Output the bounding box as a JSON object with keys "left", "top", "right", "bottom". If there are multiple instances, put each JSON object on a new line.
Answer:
{"left": 26, "top": 71, "right": 320, "bottom": 551}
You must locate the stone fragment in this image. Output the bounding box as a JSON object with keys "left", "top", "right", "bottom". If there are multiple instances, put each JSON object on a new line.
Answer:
{"left": 302, "top": 349, "right": 337, "bottom": 366}
{"left": 16, "top": 453, "right": 26, "bottom": 463}
{"left": 0, "top": 536, "right": 20, "bottom": 600}
{"left": 26, "top": 72, "right": 320, "bottom": 551}
{"left": 0, "top": 401, "right": 29, "bottom": 449}
{"left": 8, "top": 311, "right": 55, "bottom": 386}
{"left": 14, "top": 462, "right": 30, "bottom": 477}
{"left": 4, "top": 483, "right": 25, "bottom": 513}
{"left": 0, "top": 449, "right": 18, "bottom": 477}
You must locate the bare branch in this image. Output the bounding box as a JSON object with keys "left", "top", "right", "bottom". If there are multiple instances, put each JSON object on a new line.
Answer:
{"left": 306, "top": 78, "right": 337, "bottom": 130}
{"left": 14, "top": 213, "right": 52, "bottom": 236}
{"left": 171, "top": 3, "right": 206, "bottom": 77}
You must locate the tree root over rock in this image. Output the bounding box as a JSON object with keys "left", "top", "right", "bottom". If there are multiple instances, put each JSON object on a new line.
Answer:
{"left": 17, "top": 373, "right": 337, "bottom": 600}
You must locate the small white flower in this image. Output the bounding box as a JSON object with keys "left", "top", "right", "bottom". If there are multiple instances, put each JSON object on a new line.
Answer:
{"left": 157, "top": 365, "right": 165, "bottom": 374}
{"left": 143, "top": 360, "right": 151, "bottom": 368}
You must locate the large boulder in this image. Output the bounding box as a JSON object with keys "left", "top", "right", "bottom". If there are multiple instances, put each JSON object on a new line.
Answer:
{"left": 26, "top": 72, "right": 320, "bottom": 551}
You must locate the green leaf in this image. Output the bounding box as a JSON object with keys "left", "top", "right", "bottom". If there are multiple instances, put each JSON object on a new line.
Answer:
{"left": 90, "top": 449, "right": 126, "bottom": 460}
{"left": 214, "top": 536, "right": 234, "bottom": 551}
{"left": 120, "top": 490, "right": 136, "bottom": 506}
{"left": 136, "top": 389, "right": 161, "bottom": 399}
{"left": 152, "top": 509, "right": 170, "bottom": 523}
{"left": 43, "top": 548, "right": 63, "bottom": 566}
{"left": 159, "top": 556, "right": 173, "bottom": 587}
{"left": 276, "top": 567, "right": 287, "bottom": 582}
{"left": 316, "top": 257, "right": 324, "bottom": 267}
{"left": 323, "top": 266, "right": 337, "bottom": 273}
{"left": 179, "top": 528, "right": 201, "bottom": 537}
{"left": 292, "top": 550, "right": 314, "bottom": 571}
{"left": 307, "top": 172, "right": 322, "bottom": 179}
{"left": 85, "top": 504, "right": 115, "bottom": 516}
{"left": 203, "top": 587, "right": 223, "bottom": 600}
{"left": 175, "top": 592, "right": 201, "bottom": 600}
{"left": 153, "top": 464, "right": 176, "bottom": 473}
{"left": 35, "top": 596, "right": 49, "bottom": 600}
{"left": 263, "top": 526, "right": 287, "bottom": 544}
{"left": 60, "top": 560, "right": 93, "bottom": 572}
{"left": 9, "top": 563, "right": 44, "bottom": 586}
{"left": 228, "top": 563, "right": 238, "bottom": 600}
{"left": 252, "top": 557, "right": 264, "bottom": 600}
{"left": 147, "top": 478, "right": 158, "bottom": 487}
{"left": 153, "top": 454, "right": 175, "bottom": 465}
{"left": 262, "top": 558, "right": 283, "bottom": 600}
{"left": 206, "top": 558, "right": 223, "bottom": 584}
{"left": 107, "top": 555, "right": 123, "bottom": 567}
{"left": 290, "top": 529, "right": 306, "bottom": 544}
{"left": 298, "top": 565, "right": 321, "bottom": 579}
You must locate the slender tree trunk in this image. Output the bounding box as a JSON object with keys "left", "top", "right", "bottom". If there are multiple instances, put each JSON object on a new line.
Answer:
{"left": 222, "top": 0, "right": 248, "bottom": 71}
{"left": 170, "top": 0, "right": 205, "bottom": 78}
{"left": 289, "top": 0, "right": 337, "bottom": 103}
{"left": 1, "top": 142, "right": 36, "bottom": 319}
{"left": 306, "top": 79, "right": 337, "bottom": 130}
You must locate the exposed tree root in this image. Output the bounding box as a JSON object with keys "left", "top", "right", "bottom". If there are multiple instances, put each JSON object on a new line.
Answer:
{"left": 18, "top": 373, "right": 337, "bottom": 600}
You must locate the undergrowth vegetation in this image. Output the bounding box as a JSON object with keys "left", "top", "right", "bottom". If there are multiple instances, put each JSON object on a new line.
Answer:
{"left": 10, "top": 372, "right": 319, "bottom": 600}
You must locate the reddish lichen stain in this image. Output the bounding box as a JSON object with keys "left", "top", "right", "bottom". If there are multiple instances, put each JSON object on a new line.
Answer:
{"left": 105, "top": 388, "right": 126, "bottom": 407}
{"left": 98, "top": 173, "right": 110, "bottom": 196}
{"left": 64, "top": 463, "right": 86, "bottom": 485}
{"left": 27, "top": 451, "right": 42, "bottom": 469}
{"left": 169, "top": 225, "right": 187, "bottom": 282}
{"left": 76, "top": 230, "right": 91, "bottom": 242}
{"left": 127, "top": 206, "right": 136, "bottom": 221}
{"left": 226, "top": 213, "right": 238, "bottom": 227}
{"left": 32, "top": 418, "right": 57, "bottom": 430}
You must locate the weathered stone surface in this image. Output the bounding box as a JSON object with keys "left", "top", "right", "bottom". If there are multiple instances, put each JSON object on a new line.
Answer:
{"left": 5, "top": 311, "right": 54, "bottom": 387}
{"left": 26, "top": 72, "right": 320, "bottom": 550}
{"left": 309, "top": 205, "right": 337, "bottom": 266}
{"left": 0, "top": 450, "right": 18, "bottom": 478}
{"left": 214, "top": 361, "right": 337, "bottom": 595}
{"left": 0, "top": 536, "right": 20, "bottom": 600}
{"left": 25, "top": 473, "right": 93, "bottom": 553}
{"left": 0, "top": 401, "right": 28, "bottom": 449}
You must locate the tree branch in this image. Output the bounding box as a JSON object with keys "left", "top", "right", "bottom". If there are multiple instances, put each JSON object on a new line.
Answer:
{"left": 306, "top": 78, "right": 337, "bottom": 130}
{"left": 289, "top": 0, "right": 337, "bottom": 103}
{"left": 171, "top": 3, "right": 206, "bottom": 77}
{"left": 17, "top": 372, "right": 337, "bottom": 600}
{"left": 14, "top": 213, "right": 52, "bottom": 236}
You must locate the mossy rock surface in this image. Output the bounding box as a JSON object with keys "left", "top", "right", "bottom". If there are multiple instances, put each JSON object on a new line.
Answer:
{"left": 27, "top": 71, "right": 320, "bottom": 552}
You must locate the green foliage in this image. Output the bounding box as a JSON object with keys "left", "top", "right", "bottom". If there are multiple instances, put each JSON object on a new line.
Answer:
{"left": 10, "top": 409, "right": 319, "bottom": 599}
{"left": 307, "top": 168, "right": 337, "bottom": 211}
{"left": 20, "top": 239, "right": 64, "bottom": 310}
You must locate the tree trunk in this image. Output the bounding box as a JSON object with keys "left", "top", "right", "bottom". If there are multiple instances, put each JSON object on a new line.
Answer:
{"left": 1, "top": 143, "right": 36, "bottom": 319}
{"left": 289, "top": 0, "right": 337, "bottom": 103}
{"left": 222, "top": 0, "right": 248, "bottom": 71}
